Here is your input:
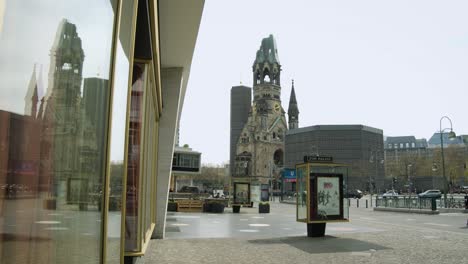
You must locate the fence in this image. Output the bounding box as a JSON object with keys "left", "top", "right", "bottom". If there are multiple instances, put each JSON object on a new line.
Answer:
{"left": 375, "top": 196, "right": 467, "bottom": 210}
{"left": 280, "top": 193, "right": 468, "bottom": 210}
{"left": 375, "top": 196, "right": 435, "bottom": 210}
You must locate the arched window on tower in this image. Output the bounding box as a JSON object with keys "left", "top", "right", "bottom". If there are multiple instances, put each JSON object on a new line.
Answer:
{"left": 273, "top": 149, "right": 284, "bottom": 166}
{"left": 263, "top": 68, "right": 270, "bottom": 83}
{"left": 256, "top": 70, "right": 261, "bottom": 84}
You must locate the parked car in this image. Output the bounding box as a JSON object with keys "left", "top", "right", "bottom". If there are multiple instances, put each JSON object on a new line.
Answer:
{"left": 382, "top": 190, "right": 398, "bottom": 198}
{"left": 418, "top": 190, "right": 442, "bottom": 199}
{"left": 178, "top": 186, "right": 199, "bottom": 193}
{"left": 462, "top": 186, "right": 468, "bottom": 194}
{"left": 345, "top": 189, "right": 363, "bottom": 199}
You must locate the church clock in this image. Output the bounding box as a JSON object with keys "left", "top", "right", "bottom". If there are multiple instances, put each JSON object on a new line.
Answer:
{"left": 274, "top": 103, "right": 280, "bottom": 113}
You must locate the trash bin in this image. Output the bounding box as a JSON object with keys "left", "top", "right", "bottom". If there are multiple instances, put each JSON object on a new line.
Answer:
{"left": 232, "top": 204, "right": 241, "bottom": 213}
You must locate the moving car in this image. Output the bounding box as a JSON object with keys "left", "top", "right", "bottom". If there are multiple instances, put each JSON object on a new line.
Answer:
{"left": 178, "top": 186, "right": 199, "bottom": 193}
{"left": 382, "top": 190, "right": 398, "bottom": 198}
{"left": 345, "top": 189, "right": 363, "bottom": 199}
{"left": 462, "top": 186, "right": 468, "bottom": 194}
{"left": 418, "top": 190, "right": 441, "bottom": 199}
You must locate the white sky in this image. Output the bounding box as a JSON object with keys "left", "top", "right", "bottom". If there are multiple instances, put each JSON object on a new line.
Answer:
{"left": 180, "top": 0, "right": 468, "bottom": 165}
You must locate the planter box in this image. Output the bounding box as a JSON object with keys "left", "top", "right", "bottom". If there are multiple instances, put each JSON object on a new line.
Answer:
{"left": 167, "top": 202, "right": 178, "bottom": 212}
{"left": 210, "top": 203, "right": 225, "bottom": 213}
{"left": 43, "top": 198, "right": 57, "bottom": 210}
{"left": 259, "top": 203, "right": 270, "bottom": 213}
{"left": 232, "top": 204, "right": 241, "bottom": 213}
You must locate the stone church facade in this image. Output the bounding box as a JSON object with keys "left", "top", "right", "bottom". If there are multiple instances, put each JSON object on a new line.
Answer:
{"left": 232, "top": 35, "right": 299, "bottom": 195}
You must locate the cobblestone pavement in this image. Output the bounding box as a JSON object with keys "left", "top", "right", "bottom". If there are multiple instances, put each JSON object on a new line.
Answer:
{"left": 140, "top": 202, "right": 468, "bottom": 264}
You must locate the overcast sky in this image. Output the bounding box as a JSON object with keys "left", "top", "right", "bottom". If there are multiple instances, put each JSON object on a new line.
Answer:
{"left": 179, "top": 0, "right": 468, "bottom": 165}
{"left": 0, "top": 0, "right": 114, "bottom": 114}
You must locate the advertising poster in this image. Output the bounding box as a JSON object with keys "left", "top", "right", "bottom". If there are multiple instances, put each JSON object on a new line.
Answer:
{"left": 250, "top": 185, "right": 260, "bottom": 202}
{"left": 234, "top": 183, "right": 249, "bottom": 204}
{"left": 317, "top": 176, "right": 340, "bottom": 216}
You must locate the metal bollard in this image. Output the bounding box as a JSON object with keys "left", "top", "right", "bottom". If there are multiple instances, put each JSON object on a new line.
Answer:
{"left": 357, "top": 199, "right": 359, "bottom": 208}
{"left": 431, "top": 198, "right": 437, "bottom": 211}
{"left": 348, "top": 199, "right": 351, "bottom": 207}
{"left": 366, "top": 200, "right": 368, "bottom": 208}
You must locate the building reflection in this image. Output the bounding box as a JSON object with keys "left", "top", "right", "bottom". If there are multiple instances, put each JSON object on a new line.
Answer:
{"left": 0, "top": 19, "right": 109, "bottom": 211}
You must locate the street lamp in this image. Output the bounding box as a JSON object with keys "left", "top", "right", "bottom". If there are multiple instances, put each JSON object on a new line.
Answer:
{"left": 406, "top": 163, "right": 413, "bottom": 196}
{"left": 439, "top": 116, "right": 457, "bottom": 208}
{"left": 431, "top": 162, "right": 438, "bottom": 189}
{"left": 369, "top": 151, "right": 383, "bottom": 207}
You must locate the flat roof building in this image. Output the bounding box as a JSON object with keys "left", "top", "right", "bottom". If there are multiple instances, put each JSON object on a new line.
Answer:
{"left": 285, "top": 125, "right": 385, "bottom": 192}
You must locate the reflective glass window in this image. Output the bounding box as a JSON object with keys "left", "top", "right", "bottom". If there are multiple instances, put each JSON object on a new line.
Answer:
{"left": 0, "top": 1, "right": 116, "bottom": 263}
{"left": 105, "top": 0, "right": 136, "bottom": 262}
{"left": 125, "top": 63, "right": 146, "bottom": 252}
{"left": 296, "top": 165, "right": 307, "bottom": 221}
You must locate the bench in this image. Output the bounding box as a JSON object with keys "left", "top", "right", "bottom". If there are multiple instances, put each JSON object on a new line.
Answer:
{"left": 176, "top": 199, "right": 203, "bottom": 212}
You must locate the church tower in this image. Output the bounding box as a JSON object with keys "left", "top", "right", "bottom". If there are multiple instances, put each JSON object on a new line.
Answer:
{"left": 288, "top": 80, "right": 299, "bottom": 129}
{"left": 41, "top": 19, "right": 85, "bottom": 189}
{"left": 24, "top": 65, "right": 39, "bottom": 117}
{"left": 232, "top": 35, "right": 288, "bottom": 193}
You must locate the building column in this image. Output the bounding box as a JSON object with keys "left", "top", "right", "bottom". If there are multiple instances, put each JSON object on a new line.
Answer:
{"left": 152, "top": 67, "right": 183, "bottom": 239}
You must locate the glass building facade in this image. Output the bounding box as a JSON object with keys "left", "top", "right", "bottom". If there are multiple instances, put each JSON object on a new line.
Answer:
{"left": 0, "top": 0, "right": 205, "bottom": 263}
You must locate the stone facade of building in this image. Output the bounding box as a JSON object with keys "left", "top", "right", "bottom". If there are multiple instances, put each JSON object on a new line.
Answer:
{"left": 232, "top": 35, "right": 291, "bottom": 192}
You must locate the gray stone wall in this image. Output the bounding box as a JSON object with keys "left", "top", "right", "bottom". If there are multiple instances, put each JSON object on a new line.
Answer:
{"left": 285, "top": 125, "right": 385, "bottom": 192}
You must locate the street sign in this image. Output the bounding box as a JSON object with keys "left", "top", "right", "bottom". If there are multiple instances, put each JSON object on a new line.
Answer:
{"left": 303, "top": 155, "right": 333, "bottom": 163}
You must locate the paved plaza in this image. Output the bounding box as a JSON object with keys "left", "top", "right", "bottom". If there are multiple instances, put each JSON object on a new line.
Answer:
{"left": 139, "top": 201, "right": 468, "bottom": 264}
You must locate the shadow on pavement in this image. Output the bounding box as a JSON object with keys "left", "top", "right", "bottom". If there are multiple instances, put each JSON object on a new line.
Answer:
{"left": 1, "top": 233, "right": 51, "bottom": 242}
{"left": 248, "top": 235, "right": 390, "bottom": 254}
{"left": 165, "top": 226, "right": 181, "bottom": 233}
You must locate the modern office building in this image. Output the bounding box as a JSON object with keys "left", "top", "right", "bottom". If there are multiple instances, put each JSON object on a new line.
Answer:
{"left": 230, "top": 85, "right": 252, "bottom": 176}
{"left": 285, "top": 125, "right": 385, "bottom": 192}
{"left": 0, "top": 0, "right": 205, "bottom": 263}
{"left": 171, "top": 145, "right": 202, "bottom": 191}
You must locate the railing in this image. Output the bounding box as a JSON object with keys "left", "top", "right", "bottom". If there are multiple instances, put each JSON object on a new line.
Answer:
{"left": 375, "top": 195, "right": 467, "bottom": 210}
{"left": 438, "top": 196, "right": 467, "bottom": 209}
{"left": 376, "top": 196, "right": 435, "bottom": 210}
{"left": 279, "top": 193, "right": 468, "bottom": 210}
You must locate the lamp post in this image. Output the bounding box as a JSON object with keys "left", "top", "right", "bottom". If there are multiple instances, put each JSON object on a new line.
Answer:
{"left": 431, "top": 162, "right": 438, "bottom": 190}
{"left": 406, "top": 163, "right": 413, "bottom": 196}
{"left": 439, "top": 116, "right": 457, "bottom": 208}
{"left": 369, "top": 151, "right": 383, "bottom": 207}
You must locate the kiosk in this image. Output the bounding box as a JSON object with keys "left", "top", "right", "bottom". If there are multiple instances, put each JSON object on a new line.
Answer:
{"left": 231, "top": 182, "right": 251, "bottom": 213}
{"left": 296, "top": 156, "right": 349, "bottom": 237}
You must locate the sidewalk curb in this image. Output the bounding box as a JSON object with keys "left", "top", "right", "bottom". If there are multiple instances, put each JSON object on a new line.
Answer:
{"left": 373, "top": 207, "right": 439, "bottom": 214}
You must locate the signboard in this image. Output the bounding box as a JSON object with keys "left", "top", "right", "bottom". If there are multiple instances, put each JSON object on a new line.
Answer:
{"left": 234, "top": 183, "right": 250, "bottom": 204}
{"left": 282, "top": 168, "right": 296, "bottom": 179}
{"left": 250, "top": 185, "right": 260, "bottom": 202}
{"left": 303, "top": 156, "right": 333, "bottom": 163}
{"left": 309, "top": 173, "right": 343, "bottom": 221}
{"left": 260, "top": 184, "right": 269, "bottom": 202}
{"left": 284, "top": 178, "right": 296, "bottom": 183}
{"left": 295, "top": 162, "right": 349, "bottom": 225}
{"left": 317, "top": 176, "right": 340, "bottom": 215}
